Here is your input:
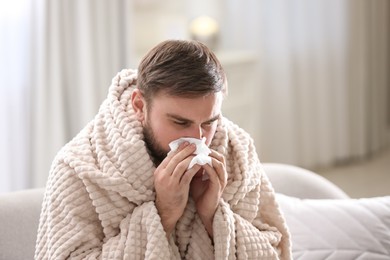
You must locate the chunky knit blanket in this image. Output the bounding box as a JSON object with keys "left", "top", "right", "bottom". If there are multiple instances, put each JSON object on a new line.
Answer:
{"left": 35, "top": 69, "right": 291, "bottom": 259}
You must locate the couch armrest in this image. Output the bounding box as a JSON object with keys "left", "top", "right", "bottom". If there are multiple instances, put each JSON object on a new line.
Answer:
{"left": 262, "top": 163, "right": 350, "bottom": 199}
{"left": 0, "top": 188, "right": 45, "bottom": 260}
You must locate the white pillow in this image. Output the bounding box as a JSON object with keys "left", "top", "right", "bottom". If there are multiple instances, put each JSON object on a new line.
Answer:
{"left": 276, "top": 194, "right": 390, "bottom": 260}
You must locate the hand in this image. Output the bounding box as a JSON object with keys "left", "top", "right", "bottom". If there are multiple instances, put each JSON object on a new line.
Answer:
{"left": 190, "top": 149, "right": 227, "bottom": 237}
{"left": 154, "top": 142, "right": 201, "bottom": 237}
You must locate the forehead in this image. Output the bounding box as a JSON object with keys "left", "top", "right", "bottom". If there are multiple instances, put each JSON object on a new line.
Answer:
{"left": 148, "top": 92, "right": 223, "bottom": 119}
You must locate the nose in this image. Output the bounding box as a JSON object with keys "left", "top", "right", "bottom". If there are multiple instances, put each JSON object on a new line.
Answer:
{"left": 187, "top": 125, "right": 203, "bottom": 140}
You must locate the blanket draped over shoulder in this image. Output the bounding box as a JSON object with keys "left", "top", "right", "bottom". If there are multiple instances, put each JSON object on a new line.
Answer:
{"left": 35, "top": 69, "right": 292, "bottom": 259}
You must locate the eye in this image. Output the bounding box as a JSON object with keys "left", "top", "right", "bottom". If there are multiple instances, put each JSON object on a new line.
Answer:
{"left": 202, "top": 121, "right": 215, "bottom": 128}
{"left": 174, "top": 121, "right": 189, "bottom": 126}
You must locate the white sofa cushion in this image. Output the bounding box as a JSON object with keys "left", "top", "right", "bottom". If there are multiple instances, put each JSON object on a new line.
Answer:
{"left": 276, "top": 193, "right": 390, "bottom": 259}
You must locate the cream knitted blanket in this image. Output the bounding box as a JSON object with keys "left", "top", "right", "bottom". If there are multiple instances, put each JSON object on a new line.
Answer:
{"left": 35, "top": 69, "right": 291, "bottom": 259}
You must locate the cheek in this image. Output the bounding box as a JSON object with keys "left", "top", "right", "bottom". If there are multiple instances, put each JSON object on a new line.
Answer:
{"left": 150, "top": 120, "right": 182, "bottom": 148}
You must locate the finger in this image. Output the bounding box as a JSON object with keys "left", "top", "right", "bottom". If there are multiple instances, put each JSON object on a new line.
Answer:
{"left": 157, "top": 141, "right": 189, "bottom": 170}
{"left": 208, "top": 150, "right": 227, "bottom": 184}
{"left": 180, "top": 164, "right": 201, "bottom": 186}
{"left": 164, "top": 143, "right": 197, "bottom": 176}
{"left": 209, "top": 149, "right": 226, "bottom": 165}
{"left": 209, "top": 151, "right": 225, "bottom": 166}
{"left": 202, "top": 163, "right": 217, "bottom": 183}
{"left": 170, "top": 156, "right": 194, "bottom": 181}
{"left": 204, "top": 158, "right": 227, "bottom": 185}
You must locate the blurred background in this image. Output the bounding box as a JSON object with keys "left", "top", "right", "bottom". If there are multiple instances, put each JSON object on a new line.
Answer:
{"left": 1, "top": 0, "right": 389, "bottom": 197}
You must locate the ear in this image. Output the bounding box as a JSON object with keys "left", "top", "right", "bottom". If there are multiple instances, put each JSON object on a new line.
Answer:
{"left": 131, "top": 89, "right": 146, "bottom": 123}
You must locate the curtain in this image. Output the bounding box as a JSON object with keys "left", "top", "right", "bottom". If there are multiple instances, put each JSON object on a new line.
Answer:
{"left": 221, "top": 0, "right": 390, "bottom": 169}
{"left": 0, "top": 0, "right": 32, "bottom": 192}
{"left": 0, "top": 0, "right": 135, "bottom": 192}
{"left": 257, "top": 0, "right": 352, "bottom": 167}
{"left": 348, "top": 0, "right": 390, "bottom": 158}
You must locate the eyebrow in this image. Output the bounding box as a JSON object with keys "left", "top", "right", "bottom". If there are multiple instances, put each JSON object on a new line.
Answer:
{"left": 167, "top": 113, "right": 220, "bottom": 124}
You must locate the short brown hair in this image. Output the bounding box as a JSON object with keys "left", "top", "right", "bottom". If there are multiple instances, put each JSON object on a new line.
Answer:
{"left": 137, "top": 39, "right": 227, "bottom": 103}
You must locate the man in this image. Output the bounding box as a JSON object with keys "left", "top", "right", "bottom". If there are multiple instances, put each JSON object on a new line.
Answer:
{"left": 35, "top": 40, "right": 291, "bottom": 259}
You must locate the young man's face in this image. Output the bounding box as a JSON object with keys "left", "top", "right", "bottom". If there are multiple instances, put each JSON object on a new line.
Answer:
{"left": 132, "top": 90, "right": 223, "bottom": 165}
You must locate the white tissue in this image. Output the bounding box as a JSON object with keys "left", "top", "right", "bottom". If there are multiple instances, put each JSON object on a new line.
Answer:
{"left": 168, "top": 137, "right": 212, "bottom": 180}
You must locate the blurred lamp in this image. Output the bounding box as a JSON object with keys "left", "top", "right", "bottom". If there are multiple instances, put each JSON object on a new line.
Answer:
{"left": 189, "top": 16, "right": 219, "bottom": 50}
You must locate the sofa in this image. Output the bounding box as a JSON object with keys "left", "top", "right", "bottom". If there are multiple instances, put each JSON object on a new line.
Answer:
{"left": 264, "top": 164, "right": 390, "bottom": 259}
{"left": 1, "top": 163, "right": 389, "bottom": 260}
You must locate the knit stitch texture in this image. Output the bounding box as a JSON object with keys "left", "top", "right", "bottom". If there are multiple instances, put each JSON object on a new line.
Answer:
{"left": 35, "top": 69, "right": 292, "bottom": 259}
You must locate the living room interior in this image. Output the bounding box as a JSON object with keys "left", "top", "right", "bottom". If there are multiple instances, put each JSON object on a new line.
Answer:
{"left": 1, "top": 0, "right": 389, "bottom": 198}
{"left": 0, "top": 1, "right": 389, "bottom": 259}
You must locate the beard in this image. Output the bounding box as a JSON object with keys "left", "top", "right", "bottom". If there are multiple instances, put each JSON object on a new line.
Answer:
{"left": 142, "top": 119, "right": 169, "bottom": 166}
